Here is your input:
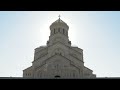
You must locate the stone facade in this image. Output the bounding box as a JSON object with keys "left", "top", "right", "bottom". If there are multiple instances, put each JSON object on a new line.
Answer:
{"left": 23, "top": 17, "right": 96, "bottom": 79}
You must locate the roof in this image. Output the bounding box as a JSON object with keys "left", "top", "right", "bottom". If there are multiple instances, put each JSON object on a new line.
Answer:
{"left": 50, "top": 18, "right": 69, "bottom": 28}
{"left": 54, "top": 18, "right": 66, "bottom": 24}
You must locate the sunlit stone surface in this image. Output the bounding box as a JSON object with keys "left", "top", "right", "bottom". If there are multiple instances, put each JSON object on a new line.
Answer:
{"left": 23, "top": 17, "right": 96, "bottom": 79}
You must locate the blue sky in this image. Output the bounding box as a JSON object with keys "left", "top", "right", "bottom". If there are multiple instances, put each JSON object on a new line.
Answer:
{"left": 0, "top": 11, "right": 120, "bottom": 77}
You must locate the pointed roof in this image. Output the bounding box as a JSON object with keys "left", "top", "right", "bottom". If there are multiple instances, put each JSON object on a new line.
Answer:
{"left": 52, "top": 18, "right": 67, "bottom": 25}
{"left": 54, "top": 15, "right": 66, "bottom": 23}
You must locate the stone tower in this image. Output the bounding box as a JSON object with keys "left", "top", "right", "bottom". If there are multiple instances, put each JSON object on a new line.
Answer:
{"left": 23, "top": 16, "right": 96, "bottom": 79}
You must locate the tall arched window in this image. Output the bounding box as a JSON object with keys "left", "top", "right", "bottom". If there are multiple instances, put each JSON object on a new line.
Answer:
{"left": 54, "top": 29, "right": 55, "bottom": 34}
{"left": 66, "top": 31, "right": 68, "bottom": 36}
{"left": 63, "top": 29, "right": 65, "bottom": 34}
{"left": 51, "top": 31, "right": 52, "bottom": 35}
{"left": 58, "top": 28, "right": 60, "bottom": 32}
{"left": 73, "top": 73, "right": 75, "bottom": 77}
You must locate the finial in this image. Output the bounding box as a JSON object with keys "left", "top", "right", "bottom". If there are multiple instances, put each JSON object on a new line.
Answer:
{"left": 58, "top": 15, "right": 61, "bottom": 19}
{"left": 58, "top": 15, "right": 61, "bottom": 22}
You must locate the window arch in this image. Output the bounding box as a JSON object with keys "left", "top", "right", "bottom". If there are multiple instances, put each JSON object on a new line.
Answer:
{"left": 73, "top": 73, "right": 75, "bottom": 77}
{"left": 66, "top": 31, "right": 68, "bottom": 36}
{"left": 63, "top": 29, "right": 65, "bottom": 34}
{"left": 51, "top": 48, "right": 65, "bottom": 56}
{"left": 58, "top": 28, "right": 60, "bottom": 32}
{"left": 73, "top": 70, "right": 76, "bottom": 77}
{"left": 54, "top": 29, "right": 55, "bottom": 34}
{"left": 54, "top": 75, "right": 61, "bottom": 78}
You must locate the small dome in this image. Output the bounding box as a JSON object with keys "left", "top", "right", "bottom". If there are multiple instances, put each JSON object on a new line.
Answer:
{"left": 50, "top": 18, "right": 69, "bottom": 30}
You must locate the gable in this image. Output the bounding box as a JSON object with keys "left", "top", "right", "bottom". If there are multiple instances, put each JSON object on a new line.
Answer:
{"left": 34, "top": 54, "right": 83, "bottom": 72}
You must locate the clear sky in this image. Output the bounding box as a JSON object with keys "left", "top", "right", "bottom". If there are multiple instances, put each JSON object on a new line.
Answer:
{"left": 0, "top": 11, "right": 120, "bottom": 77}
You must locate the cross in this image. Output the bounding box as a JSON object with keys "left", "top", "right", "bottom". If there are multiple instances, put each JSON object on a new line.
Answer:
{"left": 58, "top": 15, "right": 60, "bottom": 18}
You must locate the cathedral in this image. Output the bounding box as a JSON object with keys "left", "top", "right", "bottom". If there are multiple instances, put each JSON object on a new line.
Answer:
{"left": 23, "top": 16, "right": 96, "bottom": 79}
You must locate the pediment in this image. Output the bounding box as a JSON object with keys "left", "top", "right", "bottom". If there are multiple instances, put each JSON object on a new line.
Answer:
{"left": 35, "top": 54, "right": 82, "bottom": 72}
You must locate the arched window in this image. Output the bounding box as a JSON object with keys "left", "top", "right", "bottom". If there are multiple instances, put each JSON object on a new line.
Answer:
{"left": 40, "top": 73, "right": 42, "bottom": 78}
{"left": 54, "top": 75, "right": 61, "bottom": 78}
{"left": 73, "top": 73, "right": 75, "bottom": 77}
{"left": 60, "top": 52, "right": 62, "bottom": 55}
{"left": 73, "top": 70, "right": 76, "bottom": 77}
{"left": 69, "top": 73, "right": 71, "bottom": 78}
{"left": 66, "top": 31, "right": 68, "bottom": 36}
{"left": 63, "top": 29, "right": 65, "bottom": 34}
{"left": 37, "top": 73, "right": 39, "bottom": 77}
{"left": 54, "top": 29, "right": 55, "bottom": 34}
{"left": 58, "top": 28, "right": 60, "bottom": 32}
